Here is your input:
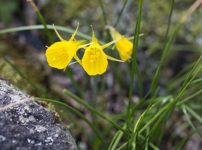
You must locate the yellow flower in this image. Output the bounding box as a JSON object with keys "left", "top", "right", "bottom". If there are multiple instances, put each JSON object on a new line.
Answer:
{"left": 108, "top": 26, "right": 133, "bottom": 61}
{"left": 82, "top": 29, "right": 122, "bottom": 76}
{"left": 45, "top": 24, "right": 84, "bottom": 69}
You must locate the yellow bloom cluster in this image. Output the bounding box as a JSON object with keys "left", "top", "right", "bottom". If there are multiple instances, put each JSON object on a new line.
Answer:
{"left": 45, "top": 25, "right": 133, "bottom": 76}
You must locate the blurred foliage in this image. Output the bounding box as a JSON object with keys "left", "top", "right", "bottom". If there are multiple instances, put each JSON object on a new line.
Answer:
{"left": 1, "top": 0, "right": 201, "bottom": 45}
{"left": 43, "top": 0, "right": 93, "bottom": 23}
{"left": 0, "top": 39, "right": 47, "bottom": 96}
{"left": 0, "top": 1, "right": 19, "bottom": 24}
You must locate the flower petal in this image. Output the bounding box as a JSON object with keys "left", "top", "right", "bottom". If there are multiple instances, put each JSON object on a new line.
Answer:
{"left": 82, "top": 46, "right": 108, "bottom": 76}
{"left": 45, "top": 41, "right": 78, "bottom": 69}
{"left": 91, "top": 26, "right": 99, "bottom": 43}
{"left": 108, "top": 26, "right": 133, "bottom": 61}
{"left": 116, "top": 37, "right": 133, "bottom": 61}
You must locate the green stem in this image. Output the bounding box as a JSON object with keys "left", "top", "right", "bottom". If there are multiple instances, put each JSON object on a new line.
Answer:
{"left": 0, "top": 25, "right": 91, "bottom": 40}
{"left": 177, "top": 88, "right": 202, "bottom": 105}
{"left": 127, "top": 0, "right": 143, "bottom": 131}
{"left": 114, "top": 0, "right": 129, "bottom": 27}
{"left": 98, "top": 0, "right": 108, "bottom": 26}
{"left": 165, "top": 0, "right": 175, "bottom": 39}
{"left": 27, "top": 0, "right": 53, "bottom": 43}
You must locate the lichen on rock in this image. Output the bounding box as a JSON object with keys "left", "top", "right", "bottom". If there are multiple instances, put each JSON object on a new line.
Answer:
{"left": 0, "top": 79, "right": 77, "bottom": 150}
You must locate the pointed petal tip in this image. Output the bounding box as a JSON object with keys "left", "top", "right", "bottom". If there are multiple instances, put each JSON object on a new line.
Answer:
{"left": 70, "top": 23, "right": 80, "bottom": 41}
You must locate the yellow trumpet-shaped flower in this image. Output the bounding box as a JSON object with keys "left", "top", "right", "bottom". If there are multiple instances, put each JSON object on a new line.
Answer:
{"left": 108, "top": 26, "right": 133, "bottom": 61}
{"left": 82, "top": 29, "right": 123, "bottom": 76}
{"left": 45, "top": 24, "right": 84, "bottom": 69}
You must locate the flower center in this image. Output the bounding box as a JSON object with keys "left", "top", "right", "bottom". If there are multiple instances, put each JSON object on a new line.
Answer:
{"left": 88, "top": 47, "right": 101, "bottom": 63}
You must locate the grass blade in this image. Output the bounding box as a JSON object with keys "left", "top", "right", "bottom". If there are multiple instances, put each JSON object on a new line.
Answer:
{"left": 185, "top": 105, "right": 202, "bottom": 124}
{"left": 127, "top": 0, "right": 144, "bottom": 132}
{"left": 165, "top": 0, "right": 175, "bottom": 39}
{"left": 27, "top": 0, "right": 53, "bottom": 43}
{"left": 98, "top": 0, "right": 108, "bottom": 25}
{"left": 108, "top": 125, "right": 126, "bottom": 150}
{"left": 0, "top": 25, "right": 91, "bottom": 40}
{"left": 182, "top": 105, "right": 202, "bottom": 140}
{"left": 63, "top": 89, "right": 127, "bottom": 133}
{"left": 3, "top": 57, "right": 46, "bottom": 96}
{"left": 148, "top": 0, "right": 202, "bottom": 97}
{"left": 114, "top": 0, "right": 129, "bottom": 27}
{"left": 177, "top": 88, "right": 202, "bottom": 105}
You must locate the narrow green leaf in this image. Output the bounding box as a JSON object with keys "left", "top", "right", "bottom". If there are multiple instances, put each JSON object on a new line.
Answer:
{"left": 165, "top": 0, "right": 175, "bottom": 39}
{"left": 3, "top": 57, "right": 46, "bottom": 96}
{"left": 0, "top": 25, "right": 91, "bottom": 40}
{"left": 27, "top": 0, "right": 53, "bottom": 42}
{"left": 182, "top": 105, "right": 202, "bottom": 140}
{"left": 185, "top": 105, "right": 202, "bottom": 124}
{"left": 114, "top": 0, "right": 129, "bottom": 27}
{"left": 127, "top": 0, "right": 144, "bottom": 134}
{"left": 177, "top": 88, "right": 202, "bottom": 105}
{"left": 63, "top": 89, "right": 127, "bottom": 134}
{"left": 108, "top": 125, "right": 126, "bottom": 150}
{"left": 148, "top": 0, "right": 202, "bottom": 98}
{"left": 98, "top": 0, "right": 108, "bottom": 25}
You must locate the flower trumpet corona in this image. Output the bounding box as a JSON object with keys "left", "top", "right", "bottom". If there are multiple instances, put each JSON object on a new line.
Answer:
{"left": 81, "top": 29, "right": 123, "bottom": 76}
{"left": 45, "top": 24, "right": 85, "bottom": 70}
{"left": 108, "top": 26, "right": 133, "bottom": 61}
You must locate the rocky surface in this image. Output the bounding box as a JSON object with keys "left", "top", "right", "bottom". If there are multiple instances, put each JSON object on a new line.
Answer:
{"left": 0, "top": 79, "right": 76, "bottom": 150}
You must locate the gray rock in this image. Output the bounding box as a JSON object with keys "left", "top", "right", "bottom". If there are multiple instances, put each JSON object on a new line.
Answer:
{"left": 0, "top": 79, "right": 77, "bottom": 150}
